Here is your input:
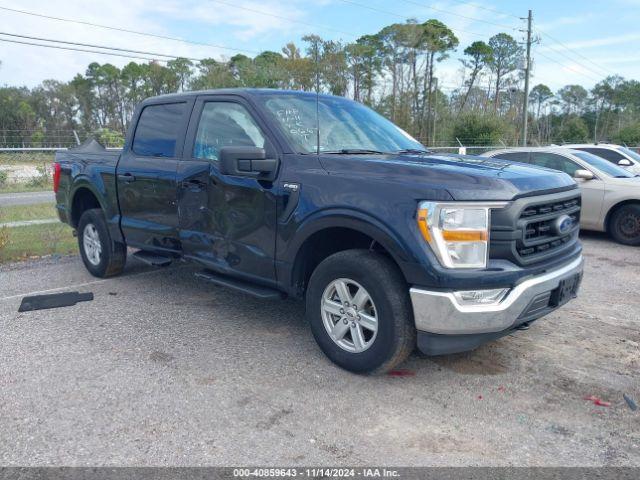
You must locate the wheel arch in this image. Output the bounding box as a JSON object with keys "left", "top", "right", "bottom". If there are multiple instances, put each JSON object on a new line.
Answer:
{"left": 604, "top": 199, "right": 640, "bottom": 232}
{"left": 281, "top": 210, "right": 417, "bottom": 298}
{"left": 69, "top": 182, "right": 104, "bottom": 228}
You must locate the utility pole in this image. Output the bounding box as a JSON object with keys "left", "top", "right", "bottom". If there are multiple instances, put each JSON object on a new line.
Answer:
{"left": 431, "top": 77, "right": 438, "bottom": 147}
{"left": 521, "top": 9, "right": 533, "bottom": 146}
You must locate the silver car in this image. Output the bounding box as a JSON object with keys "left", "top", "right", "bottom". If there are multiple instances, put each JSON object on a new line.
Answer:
{"left": 482, "top": 147, "right": 640, "bottom": 245}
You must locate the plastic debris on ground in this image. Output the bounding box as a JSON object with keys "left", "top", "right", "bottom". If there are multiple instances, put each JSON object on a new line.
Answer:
{"left": 584, "top": 395, "right": 611, "bottom": 407}
{"left": 623, "top": 394, "right": 637, "bottom": 411}
{"left": 387, "top": 369, "right": 415, "bottom": 377}
{"left": 18, "top": 291, "right": 94, "bottom": 312}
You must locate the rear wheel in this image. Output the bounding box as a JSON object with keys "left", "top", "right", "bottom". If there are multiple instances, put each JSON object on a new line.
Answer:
{"left": 609, "top": 204, "right": 640, "bottom": 246}
{"left": 306, "top": 249, "right": 415, "bottom": 374}
{"left": 77, "top": 209, "right": 126, "bottom": 277}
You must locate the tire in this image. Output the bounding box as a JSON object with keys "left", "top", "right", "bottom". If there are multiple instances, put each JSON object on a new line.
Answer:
{"left": 77, "top": 208, "right": 126, "bottom": 277}
{"left": 306, "top": 249, "right": 416, "bottom": 374}
{"left": 609, "top": 204, "right": 640, "bottom": 246}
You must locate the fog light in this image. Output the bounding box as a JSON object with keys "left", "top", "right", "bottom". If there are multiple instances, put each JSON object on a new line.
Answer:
{"left": 453, "top": 288, "right": 509, "bottom": 306}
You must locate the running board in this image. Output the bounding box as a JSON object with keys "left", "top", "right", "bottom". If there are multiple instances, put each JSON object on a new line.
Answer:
{"left": 132, "top": 250, "right": 173, "bottom": 267}
{"left": 195, "top": 270, "right": 285, "bottom": 299}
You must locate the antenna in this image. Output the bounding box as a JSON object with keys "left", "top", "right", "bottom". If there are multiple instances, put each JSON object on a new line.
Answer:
{"left": 314, "top": 41, "right": 321, "bottom": 155}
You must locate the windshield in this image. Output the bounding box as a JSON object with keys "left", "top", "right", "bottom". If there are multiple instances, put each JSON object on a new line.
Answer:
{"left": 573, "top": 152, "right": 635, "bottom": 177}
{"left": 259, "top": 94, "right": 425, "bottom": 154}
{"left": 618, "top": 147, "right": 640, "bottom": 162}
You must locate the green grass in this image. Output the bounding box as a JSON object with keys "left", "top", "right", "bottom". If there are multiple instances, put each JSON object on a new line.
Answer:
{"left": 0, "top": 152, "right": 56, "bottom": 165}
{"left": 0, "top": 182, "right": 53, "bottom": 193}
{"left": 0, "top": 223, "right": 76, "bottom": 263}
{"left": 0, "top": 202, "right": 57, "bottom": 223}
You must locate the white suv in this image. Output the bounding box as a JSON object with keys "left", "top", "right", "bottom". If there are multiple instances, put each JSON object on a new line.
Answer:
{"left": 563, "top": 143, "right": 640, "bottom": 174}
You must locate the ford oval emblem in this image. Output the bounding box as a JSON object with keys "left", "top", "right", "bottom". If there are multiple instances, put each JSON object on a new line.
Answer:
{"left": 554, "top": 214, "right": 574, "bottom": 235}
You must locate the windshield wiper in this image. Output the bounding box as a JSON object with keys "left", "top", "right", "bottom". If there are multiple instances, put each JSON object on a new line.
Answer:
{"left": 323, "top": 149, "right": 389, "bottom": 155}
{"left": 395, "top": 148, "right": 431, "bottom": 155}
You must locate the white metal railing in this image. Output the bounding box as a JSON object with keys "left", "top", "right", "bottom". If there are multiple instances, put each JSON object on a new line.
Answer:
{"left": 0, "top": 147, "right": 122, "bottom": 152}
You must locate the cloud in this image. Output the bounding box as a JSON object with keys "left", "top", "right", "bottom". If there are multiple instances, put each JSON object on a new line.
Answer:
{"left": 535, "top": 13, "right": 594, "bottom": 32}
{"left": 0, "top": 0, "right": 315, "bottom": 87}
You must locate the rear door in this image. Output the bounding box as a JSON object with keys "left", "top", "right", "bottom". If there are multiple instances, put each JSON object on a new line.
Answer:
{"left": 176, "top": 95, "right": 279, "bottom": 283}
{"left": 117, "top": 101, "right": 192, "bottom": 252}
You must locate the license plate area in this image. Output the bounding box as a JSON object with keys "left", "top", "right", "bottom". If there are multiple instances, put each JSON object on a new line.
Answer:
{"left": 550, "top": 273, "right": 582, "bottom": 307}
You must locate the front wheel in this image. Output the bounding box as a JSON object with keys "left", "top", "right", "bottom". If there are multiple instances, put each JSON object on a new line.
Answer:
{"left": 77, "top": 208, "right": 126, "bottom": 277}
{"left": 306, "top": 249, "right": 416, "bottom": 374}
{"left": 609, "top": 204, "right": 640, "bottom": 246}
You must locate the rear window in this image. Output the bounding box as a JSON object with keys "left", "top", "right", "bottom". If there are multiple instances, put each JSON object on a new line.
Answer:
{"left": 573, "top": 152, "right": 635, "bottom": 177}
{"left": 493, "top": 152, "right": 530, "bottom": 162}
{"left": 132, "top": 103, "right": 187, "bottom": 157}
{"left": 577, "top": 147, "right": 624, "bottom": 163}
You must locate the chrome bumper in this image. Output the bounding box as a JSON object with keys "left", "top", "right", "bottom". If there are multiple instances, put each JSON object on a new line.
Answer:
{"left": 410, "top": 256, "right": 584, "bottom": 335}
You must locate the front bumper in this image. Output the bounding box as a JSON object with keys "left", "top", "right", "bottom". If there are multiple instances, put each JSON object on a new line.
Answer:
{"left": 410, "top": 255, "right": 584, "bottom": 353}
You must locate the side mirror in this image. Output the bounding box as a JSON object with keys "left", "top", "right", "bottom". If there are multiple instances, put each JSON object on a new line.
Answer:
{"left": 219, "top": 146, "right": 278, "bottom": 178}
{"left": 574, "top": 169, "right": 595, "bottom": 181}
{"left": 618, "top": 159, "right": 632, "bottom": 167}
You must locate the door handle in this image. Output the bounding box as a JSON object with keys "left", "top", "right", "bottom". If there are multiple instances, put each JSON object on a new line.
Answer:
{"left": 118, "top": 173, "right": 136, "bottom": 182}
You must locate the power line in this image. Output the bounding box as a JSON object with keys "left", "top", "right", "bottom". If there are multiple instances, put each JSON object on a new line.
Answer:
{"left": 536, "top": 39, "right": 610, "bottom": 80}
{"left": 446, "top": 0, "right": 521, "bottom": 19}
{"left": 537, "top": 28, "right": 615, "bottom": 78}
{"left": 396, "top": 0, "right": 518, "bottom": 30}
{"left": 0, "top": 5, "right": 261, "bottom": 55}
{"left": 0, "top": 37, "right": 165, "bottom": 62}
{"left": 0, "top": 32, "right": 202, "bottom": 62}
{"left": 534, "top": 49, "right": 602, "bottom": 83}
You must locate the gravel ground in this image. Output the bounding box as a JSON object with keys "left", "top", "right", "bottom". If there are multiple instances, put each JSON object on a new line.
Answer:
{"left": 0, "top": 232, "right": 638, "bottom": 466}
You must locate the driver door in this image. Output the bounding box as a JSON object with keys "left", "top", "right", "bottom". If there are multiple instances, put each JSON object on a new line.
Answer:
{"left": 177, "top": 96, "right": 279, "bottom": 283}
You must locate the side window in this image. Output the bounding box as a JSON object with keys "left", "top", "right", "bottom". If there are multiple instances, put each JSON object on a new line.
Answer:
{"left": 530, "top": 153, "right": 580, "bottom": 176}
{"left": 580, "top": 148, "right": 624, "bottom": 163}
{"left": 132, "top": 103, "right": 187, "bottom": 157}
{"left": 494, "top": 152, "right": 530, "bottom": 163}
{"left": 194, "top": 102, "right": 266, "bottom": 161}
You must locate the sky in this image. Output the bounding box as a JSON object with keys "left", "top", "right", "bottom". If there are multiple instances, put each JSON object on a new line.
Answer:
{"left": 0, "top": 0, "right": 639, "bottom": 93}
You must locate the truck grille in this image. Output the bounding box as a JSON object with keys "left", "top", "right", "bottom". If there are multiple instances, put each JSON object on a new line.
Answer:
{"left": 490, "top": 190, "right": 581, "bottom": 266}
{"left": 518, "top": 198, "right": 580, "bottom": 258}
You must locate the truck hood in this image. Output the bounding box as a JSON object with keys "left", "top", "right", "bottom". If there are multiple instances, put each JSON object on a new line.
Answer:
{"left": 319, "top": 153, "right": 578, "bottom": 201}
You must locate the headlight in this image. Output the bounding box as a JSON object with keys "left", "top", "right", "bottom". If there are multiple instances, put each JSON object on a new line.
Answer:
{"left": 417, "top": 201, "right": 507, "bottom": 269}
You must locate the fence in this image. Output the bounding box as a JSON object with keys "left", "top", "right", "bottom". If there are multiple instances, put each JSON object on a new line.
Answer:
{"left": 2, "top": 144, "right": 640, "bottom": 191}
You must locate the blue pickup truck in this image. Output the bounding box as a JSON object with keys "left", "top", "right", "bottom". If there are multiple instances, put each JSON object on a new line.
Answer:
{"left": 54, "top": 89, "right": 584, "bottom": 373}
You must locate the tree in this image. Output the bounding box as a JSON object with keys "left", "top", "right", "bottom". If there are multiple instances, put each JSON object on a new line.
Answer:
{"left": 557, "top": 85, "right": 588, "bottom": 114}
{"left": 167, "top": 57, "right": 194, "bottom": 91}
{"left": 421, "top": 19, "right": 459, "bottom": 141}
{"left": 451, "top": 112, "right": 513, "bottom": 146}
{"left": 302, "top": 35, "right": 349, "bottom": 96}
{"left": 459, "top": 41, "right": 492, "bottom": 112}
{"left": 346, "top": 35, "right": 383, "bottom": 103}
{"left": 281, "top": 43, "right": 315, "bottom": 91}
{"left": 530, "top": 84, "right": 553, "bottom": 118}
{"left": 555, "top": 115, "right": 589, "bottom": 143}
{"left": 615, "top": 123, "right": 640, "bottom": 145}
{"left": 190, "top": 58, "right": 237, "bottom": 90}
{"left": 487, "top": 33, "right": 523, "bottom": 111}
